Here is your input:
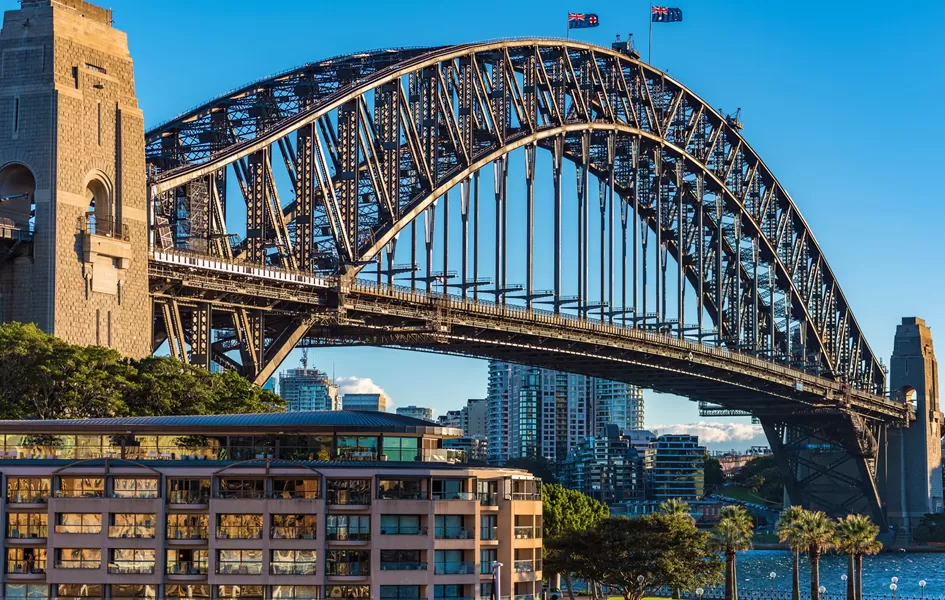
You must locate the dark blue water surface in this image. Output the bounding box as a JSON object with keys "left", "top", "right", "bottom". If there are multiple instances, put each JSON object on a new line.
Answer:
{"left": 734, "top": 550, "right": 944, "bottom": 596}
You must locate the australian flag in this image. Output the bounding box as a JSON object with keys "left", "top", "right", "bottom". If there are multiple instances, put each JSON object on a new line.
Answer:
{"left": 651, "top": 6, "right": 683, "bottom": 22}
{"left": 568, "top": 12, "right": 599, "bottom": 29}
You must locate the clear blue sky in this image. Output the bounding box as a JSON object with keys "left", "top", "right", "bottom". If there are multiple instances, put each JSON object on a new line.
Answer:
{"left": 30, "top": 0, "right": 945, "bottom": 447}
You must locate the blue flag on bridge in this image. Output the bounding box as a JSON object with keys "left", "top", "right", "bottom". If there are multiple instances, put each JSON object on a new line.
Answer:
{"left": 651, "top": 6, "right": 683, "bottom": 22}
{"left": 568, "top": 12, "right": 600, "bottom": 29}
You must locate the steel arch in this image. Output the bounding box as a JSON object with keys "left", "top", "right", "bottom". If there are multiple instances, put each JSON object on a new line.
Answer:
{"left": 147, "top": 39, "right": 884, "bottom": 395}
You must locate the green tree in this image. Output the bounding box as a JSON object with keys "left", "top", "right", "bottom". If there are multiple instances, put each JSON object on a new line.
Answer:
{"left": 505, "top": 456, "right": 557, "bottom": 483}
{"left": 835, "top": 515, "right": 882, "bottom": 600}
{"left": 711, "top": 506, "right": 754, "bottom": 600}
{"left": 795, "top": 511, "right": 835, "bottom": 600}
{"left": 542, "top": 484, "right": 609, "bottom": 600}
{"left": 776, "top": 506, "right": 807, "bottom": 600}
{"left": 705, "top": 457, "right": 726, "bottom": 490}
{"left": 659, "top": 498, "right": 694, "bottom": 524}
{"left": 578, "top": 515, "right": 722, "bottom": 600}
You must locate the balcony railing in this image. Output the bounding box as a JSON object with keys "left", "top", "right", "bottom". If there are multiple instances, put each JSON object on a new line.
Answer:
{"left": 108, "top": 526, "right": 155, "bottom": 539}
{"left": 433, "top": 491, "right": 476, "bottom": 501}
{"left": 326, "top": 491, "right": 372, "bottom": 505}
{"left": 167, "top": 525, "right": 208, "bottom": 540}
{"left": 216, "top": 526, "right": 263, "bottom": 539}
{"left": 513, "top": 526, "right": 535, "bottom": 539}
{"left": 434, "top": 561, "right": 475, "bottom": 575}
{"left": 55, "top": 559, "right": 101, "bottom": 569}
{"left": 326, "top": 562, "right": 369, "bottom": 576}
{"left": 6, "top": 559, "right": 46, "bottom": 574}
{"left": 513, "top": 560, "right": 540, "bottom": 573}
{"left": 270, "top": 562, "right": 316, "bottom": 575}
{"left": 168, "top": 491, "right": 210, "bottom": 504}
{"left": 216, "top": 562, "right": 263, "bottom": 575}
{"left": 55, "top": 490, "right": 105, "bottom": 498}
{"left": 108, "top": 562, "right": 155, "bottom": 574}
{"left": 380, "top": 526, "right": 427, "bottom": 536}
{"left": 378, "top": 490, "right": 425, "bottom": 500}
{"left": 6, "top": 526, "right": 47, "bottom": 539}
{"left": 54, "top": 524, "right": 101, "bottom": 534}
{"left": 335, "top": 448, "right": 378, "bottom": 461}
{"left": 271, "top": 526, "right": 316, "bottom": 540}
{"left": 435, "top": 526, "right": 469, "bottom": 539}
{"left": 166, "top": 561, "right": 208, "bottom": 575}
{"left": 326, "top": 530, "right": 370, "bottom": 542}
{"left": 109, "top": 490, "right": 158, "bottom": 499}
{"left": 216, "top": 489, "right": 266, "bottom": 500}
{"left": 478, "top": 493, "right": 497, "bottom": 506}
{"left": 6, "top": 493, "right": 48, "bottom": 504}
{"left": 80, "top": 214, "right": 129, "bottom": 241}
{"left": 380, "top": 561, "right": 427, "bottom": 571}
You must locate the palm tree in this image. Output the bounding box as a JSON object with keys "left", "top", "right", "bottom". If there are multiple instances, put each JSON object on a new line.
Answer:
{"left": 794, "top": 511, "right": 836, "bottom": 600}
{"left": 659, "top": 498, "right": 694, "bottom": 524}
{"left": 835, "top": 515, "right": 882, "bottom": 600}
{"left": 711, "top": 506, "right": 755, "bottom": 600}
{"left": 776, "top": 506, "right": 807, "bottom": 600}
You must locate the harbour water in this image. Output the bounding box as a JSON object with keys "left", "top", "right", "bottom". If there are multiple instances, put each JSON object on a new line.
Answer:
{"left": 733, "top": 550, "right": 944, "bottom": 595}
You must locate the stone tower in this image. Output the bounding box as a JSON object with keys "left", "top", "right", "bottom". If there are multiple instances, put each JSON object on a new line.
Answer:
{"left": 0, "top": 0, "right": 149, "bottom": 357}
{"left": 882, "top": 317, "right": 943, "bottom": 539}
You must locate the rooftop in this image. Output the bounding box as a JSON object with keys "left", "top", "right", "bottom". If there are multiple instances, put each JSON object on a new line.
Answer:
{"left": 0, "top": 410, "right": 462, "bottom": 437}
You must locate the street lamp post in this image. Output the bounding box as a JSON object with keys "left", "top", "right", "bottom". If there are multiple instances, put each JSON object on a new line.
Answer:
{"left": 889, "top": 583, "right": 898, "bottom": 600}
{"left": 695, "top": 588, "right": 704, "bottom": 600}
{"left": 919, "top": 580, "right": 927, "bottom": 600}
{"left": 769, "top": 572, "right": 776, "bottom": 598}
{"left": 840, "top": 574, "right": 847, "bottom": 600}
{"left": 818, "top": 586, "right": 826, "bottom": 600}
{"left": 491, "top": 561, "right": 503, "bottom": 600}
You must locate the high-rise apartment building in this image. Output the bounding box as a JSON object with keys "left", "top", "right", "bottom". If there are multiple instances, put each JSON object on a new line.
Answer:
{"left": 559, "top": 424, "right": 648, "bottom": 504}
{"left": 278, "top": 368, "right": 339, "bottom": 412}
{"left": 342, "top": 393, "right": 389, "bottom": 412}
{"left": 463, "top": 398, "right": 488, "bottom": 438}
{"left": 487, "top": 360, "right": 644, "bottom": 464}
{"left": 396, "top": 406, "right": 434, "bottom": 422}
{"left": 650, "top": 434, "right": 706, "bottom": 501}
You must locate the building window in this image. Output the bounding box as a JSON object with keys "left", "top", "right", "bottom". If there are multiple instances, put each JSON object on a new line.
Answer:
{"left": 217, "top": 478, "right": 265, "bottom": 499}
{"left": 57, "top": 584, "right": 102, "bottom": 600}
{"left": 217, "top": 586, "right": 264, "bottom": 600}
{"left": 435, "top": 585, "right": 466, "bottom": 600}
{"left": 326, "top": 514, "right": 370, "bottom": 541}
{"left": 5, "top": 584, "right": 47, "bottom": 600}
{"left": 380, "top": 514, "right": 423, "bottom": 535}
{"left": 378, "top": 479, "right": 423, "bottom": 500}
{"left": 167, "top": 513, "right": 208, "bottom": 540}
{"left": 272, "top": 587, "right": 319, "bottom": 600}
{"left": 480, "top": 514, "right": 497, "bottom": 540}
{"left": 380, "top": 586, "right": 421, "bottom": 600}
{"left": 108, "top": 514, "right": 155, "bottom": 539}
{"left": 108, "top": 549, "right": 155, "bottom": 575}
{"left": 380, "top": 550, "right": 425, "bottom": 571}
{"left": 271, "top": 514, "right": 317, "bottom": 540}
{"left": 336, "top": 436, "right": 377, "bottom": 460}
{"left": 479, "top": 549, "right": 497, "bottom": 574}
{"left": 111, "top": 477, "right": 158, "bottom": 498}
{"left": 166, "top": 549, "right": 207, "bottom": 575}
{"left": 382, "top": 437, "right": 420, "bottom": 461}
{"left": 55, "top": 548, "right": 100, "bottom": 569}
{"left": 325, "top": 550, "right": 370, "bottom": 576}
{"left": 167, "top": 478, "right": 210, "bottom": 504}
{"left": 166, "top": 585, "right": 210, "bottom": 600}
{"left": 432, "top": 479, "right": 471, "bottom": 500}
{"left": 6, "top": 548, "right": 45, "bottom": 574}
{"left": 216, "top": 549, "right": 263, "bottom": 575}
{"left": 435, "top": 515, "right": 467, "bottom": 539}
{"left": 271, "top": 478, "right": 319, "bottom": 499}
{"left": 270, "top": 549, "right": 316, "bottom": 575}
{"left": 110, "top": 585, "right": 157, "bottom": 599}
{"left": 434, "top": 550, "right": 469, "bottom": 575}
{"left": 7, "top": 478, "right": 50, "bottom": 504}
{"left": 56, "top": 513, "right": 101, "bottom": 535}
{"left": 57, "top": 477, "right": 104, "bottom": 498}
{"left": 6, "top": 513, "right": 47, "bottom": 539}
{"left": 326, "top": 479, "right": 371, "bottom": 505}
{"left": 217, "top": 514, "right": 263, "bottom": 539}
{"left": 324, "top": 587, "right": 369, "bottom": 600}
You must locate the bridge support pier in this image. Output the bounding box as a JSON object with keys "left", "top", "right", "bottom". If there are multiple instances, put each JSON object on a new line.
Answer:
{"left": 762, "top": 414, "right": 887, "bottom": 528}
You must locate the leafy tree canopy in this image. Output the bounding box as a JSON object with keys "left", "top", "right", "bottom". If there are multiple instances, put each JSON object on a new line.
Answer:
{"left": 542, "top": 483, "right": 609, "bottom": 540}
{"left": 0, "top": 322, "right": 284, "bottom": 420}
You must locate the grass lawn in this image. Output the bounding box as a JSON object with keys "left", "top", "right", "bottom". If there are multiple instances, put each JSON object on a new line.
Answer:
{"left": 720, "top": 485, "right": 781, "bottom": 508}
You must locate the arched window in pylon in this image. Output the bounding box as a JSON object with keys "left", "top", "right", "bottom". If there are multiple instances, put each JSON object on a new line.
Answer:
{"left": 84, "top": 173, "right": 115, "bottom": 237}
{"left": 902, "top": 386, "right": 918, "bottom": 412}
{"left": 0, "top": 163, "right": 35, "bottom": 233}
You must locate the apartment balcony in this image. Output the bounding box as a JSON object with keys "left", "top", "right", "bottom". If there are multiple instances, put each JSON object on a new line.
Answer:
{"left": 380, "top": 561, "right": 427, "bottom": 571}
{"left": 270, "top": 526, "right": 316, "bottom": 540}
{"left": 380, "top": 526, "right": 427, "bottom": 536}
{"left": 167, "top": 491, "right": 209, "bottom": 507}
{"left": 434, "top": 561, "right": 475, "bottom": 575}
{"left": 6, "top": 559, "right": 46, "bottom": 578}
{"left": 108, "top": 561, "right": 155, "bottom": 575}
{"left": 6, "top": 493, "right": 48, "bottom": 507}
{"left": 166, "top": 561, "right": 208, "bottom": 579}
{"left": 54, "top": 524, "right": 101, "bottom": 535}
{"left": 6, "top": 526, "right": 47, "bottom": 542}
{"left": 216, "top": 562, "right": 263, "bottom": 575}
{"left": 54, "top": 559, "right": 101, "bottom": 570}
{"left": 270, "top": 562, "right": 316, "bottom": 575}
{"left": 107, "top": 526, "right": 155, "bottom": 539}
{"left": 326, "top": 491, "right": 371, "bottom": 508}
{"left": 167, "top": 526, "right": 208, "bottom": 542}
{"left": 434, "top": 526, "right": 470, "bottom": 540}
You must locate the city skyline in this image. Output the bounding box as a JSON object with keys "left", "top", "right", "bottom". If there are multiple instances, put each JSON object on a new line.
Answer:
{"left": 48, "top": 0, "right": 943, "bottom": 449}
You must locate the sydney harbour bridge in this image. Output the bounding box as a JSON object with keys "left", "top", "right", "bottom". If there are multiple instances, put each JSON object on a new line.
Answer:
{"left": 0, "top": 1, "right": 937, "bottom": 537}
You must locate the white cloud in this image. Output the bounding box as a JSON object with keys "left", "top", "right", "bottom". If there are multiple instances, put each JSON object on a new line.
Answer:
{"left": 651, "top": 421, "right": 763, "bottom": 444}
{"left": 336, "top": 377, "right": 393, "bottom": 406}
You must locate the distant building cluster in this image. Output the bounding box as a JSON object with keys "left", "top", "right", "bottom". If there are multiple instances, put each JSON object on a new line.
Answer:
{"left": 559, "top": 427, "right": 707, "bottom": 505}
{"left": 278, "top": 368, "right": 339, "bottom": 412}
{"left": 486, "top": 360, "right": 644, "bottom": 464}
{"left": 437, "top": 398, "right": 489, "bottom": 462}
{"left": 341, "top": 393, "right": 389, "bottom": 413}
{"left": 395, "top": 405, "right": 434, "bottom": 421}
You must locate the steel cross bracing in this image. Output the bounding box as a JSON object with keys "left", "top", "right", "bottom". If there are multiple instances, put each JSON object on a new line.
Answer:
{"left": 145, "top": 39, "right": 908, "bottom": 521}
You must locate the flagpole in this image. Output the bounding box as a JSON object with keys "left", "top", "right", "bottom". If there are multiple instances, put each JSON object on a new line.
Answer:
{"left": 648, "top": 4, "right": 652, "bottom": 64}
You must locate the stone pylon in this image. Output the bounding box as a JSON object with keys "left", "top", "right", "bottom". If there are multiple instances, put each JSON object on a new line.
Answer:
{"left": 0, "top": 0, "right": 149, "bottom": 357}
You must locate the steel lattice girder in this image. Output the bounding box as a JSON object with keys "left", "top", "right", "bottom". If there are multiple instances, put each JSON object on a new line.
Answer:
{"left": 147, "top": 40, "right": 886, "bottom": 397}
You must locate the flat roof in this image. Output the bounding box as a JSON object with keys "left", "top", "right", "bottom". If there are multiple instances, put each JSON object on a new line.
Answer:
{"left": 0, "top": 411, "right": 462, "bottom": 437}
